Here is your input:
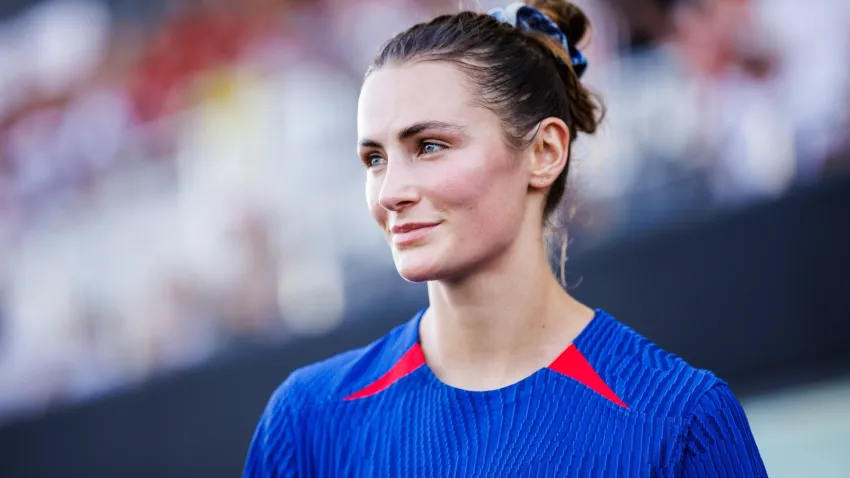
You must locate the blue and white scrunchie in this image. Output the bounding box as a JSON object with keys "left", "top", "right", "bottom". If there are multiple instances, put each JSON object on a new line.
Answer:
{"left": 489, "top": 2, "right": 588, "bottom": 78}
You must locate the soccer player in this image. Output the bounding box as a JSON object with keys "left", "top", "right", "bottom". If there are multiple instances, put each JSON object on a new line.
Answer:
{"left": 245, "top": 1, "right": 768, "bottom": 476}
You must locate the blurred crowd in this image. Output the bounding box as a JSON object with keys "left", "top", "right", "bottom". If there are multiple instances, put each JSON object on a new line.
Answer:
{"left": 0, "top": 0, "right": 847, "bottom": 421}
{"left": 568, "top": 0, "right": 850, "bottom": 237}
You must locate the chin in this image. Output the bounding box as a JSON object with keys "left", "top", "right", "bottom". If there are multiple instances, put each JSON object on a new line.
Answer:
{"left": 392, "top": 247, "right": 446, "bottom": 283}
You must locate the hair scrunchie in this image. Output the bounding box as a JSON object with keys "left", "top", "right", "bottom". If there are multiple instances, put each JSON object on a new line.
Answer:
{"left": 489, "top": 2, "right": 588, "bottom": 78}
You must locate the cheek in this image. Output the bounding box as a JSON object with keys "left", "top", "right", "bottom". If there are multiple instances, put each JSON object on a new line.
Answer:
{"left": 365, "top": 175, "right": 386, "bottom": 225}
{"left": 431, "top": 156, "right": 522, "bottom": 237}
{"left": 433, "top": 171, "right": 489, "bottom": 211}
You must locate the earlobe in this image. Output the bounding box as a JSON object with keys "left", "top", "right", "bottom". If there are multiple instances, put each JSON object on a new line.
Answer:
{"left": 528, "top": 118, "right": 571, "bottom": 190}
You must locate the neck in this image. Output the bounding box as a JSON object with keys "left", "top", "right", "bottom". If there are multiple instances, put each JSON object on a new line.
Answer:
{"left": 421, "top": 223, "right": 594, "bottom": 391}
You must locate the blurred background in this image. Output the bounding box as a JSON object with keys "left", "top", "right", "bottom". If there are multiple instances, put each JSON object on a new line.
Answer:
{"left": 0, "top": 0, "right": 848, "bottom": 476}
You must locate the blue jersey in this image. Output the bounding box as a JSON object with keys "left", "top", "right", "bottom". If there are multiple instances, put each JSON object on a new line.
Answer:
{"left": 245, "top": 309, "right": 767, "bottom": 477}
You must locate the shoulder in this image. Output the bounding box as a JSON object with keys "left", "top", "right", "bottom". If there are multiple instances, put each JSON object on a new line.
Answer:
{"left": 262, "top": 310, "right": 423, "bottom": 417}
{"left": 579, "top": 310, "right": 728, "bottom": 419}
{"left": 578, "top": 311, "right": 767, "bottom": 475}
{"left": 245, "top": 316, "right": 420, "bottom": 478}
{"left": 676, "top": 381, "right": 767, "bottom": 476}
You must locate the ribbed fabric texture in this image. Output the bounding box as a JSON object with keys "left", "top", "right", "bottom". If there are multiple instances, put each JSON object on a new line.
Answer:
{"left": 245, "top": 310, "right": 767, "bottom": 477}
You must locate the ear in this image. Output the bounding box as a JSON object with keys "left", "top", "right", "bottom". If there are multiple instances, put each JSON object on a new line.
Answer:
{"left": 527, "top": 117, "right": 570, "bottom": 190}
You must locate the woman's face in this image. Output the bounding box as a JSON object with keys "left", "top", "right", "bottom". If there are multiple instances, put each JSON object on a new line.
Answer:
{"left": 357, "top": 61, "right": 532, "bottom": 283}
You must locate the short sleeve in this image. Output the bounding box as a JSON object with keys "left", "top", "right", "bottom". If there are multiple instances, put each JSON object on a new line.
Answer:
{"left": 678, "top": 383, "right": 768, "bottom": 477}
{"left": 244, "top": 385, "right": 300, "bottom": 478}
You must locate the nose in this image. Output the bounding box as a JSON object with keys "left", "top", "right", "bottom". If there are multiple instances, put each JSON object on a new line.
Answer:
{"left": 378, "top": 158, "right": 420, "bottom": 213}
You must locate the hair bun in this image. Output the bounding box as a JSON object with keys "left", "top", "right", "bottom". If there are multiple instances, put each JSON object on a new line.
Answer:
{"left": 527, "top": 0, "right": 590, "bottom": 47}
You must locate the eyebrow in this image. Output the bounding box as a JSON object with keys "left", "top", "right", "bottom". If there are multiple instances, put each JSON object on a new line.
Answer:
{"left": 358, "top": 121, "right": 466, "bottom": 149}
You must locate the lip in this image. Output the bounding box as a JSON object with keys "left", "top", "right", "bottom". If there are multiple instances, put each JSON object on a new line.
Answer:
{"left": 390, "top": 222, "right": 440, "bottom": 247}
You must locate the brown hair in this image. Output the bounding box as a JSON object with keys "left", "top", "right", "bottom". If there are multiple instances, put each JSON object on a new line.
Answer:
{"left": 368, "top": 0, "right": 603, "bottom": 225}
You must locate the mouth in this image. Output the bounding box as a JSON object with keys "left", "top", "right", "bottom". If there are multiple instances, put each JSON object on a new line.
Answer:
{"left": 390, "top": 222, "right": 440, "bottom": 247}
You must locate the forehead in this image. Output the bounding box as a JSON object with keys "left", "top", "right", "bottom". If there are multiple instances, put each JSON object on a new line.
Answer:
{"left": 357, "top": 62, "right": 486, "bottom": 140}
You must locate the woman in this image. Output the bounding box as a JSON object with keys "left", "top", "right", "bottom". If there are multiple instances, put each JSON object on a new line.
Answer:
{"left": 245, "top": 1, "right": 767, "bottom": 476}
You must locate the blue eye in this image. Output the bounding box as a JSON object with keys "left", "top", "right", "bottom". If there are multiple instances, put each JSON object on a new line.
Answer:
{"left": 420, "top": 142, "right": 445, "bottom": 155}
{"left": 367, "top": 155, "right": 386, "bottom": 168}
